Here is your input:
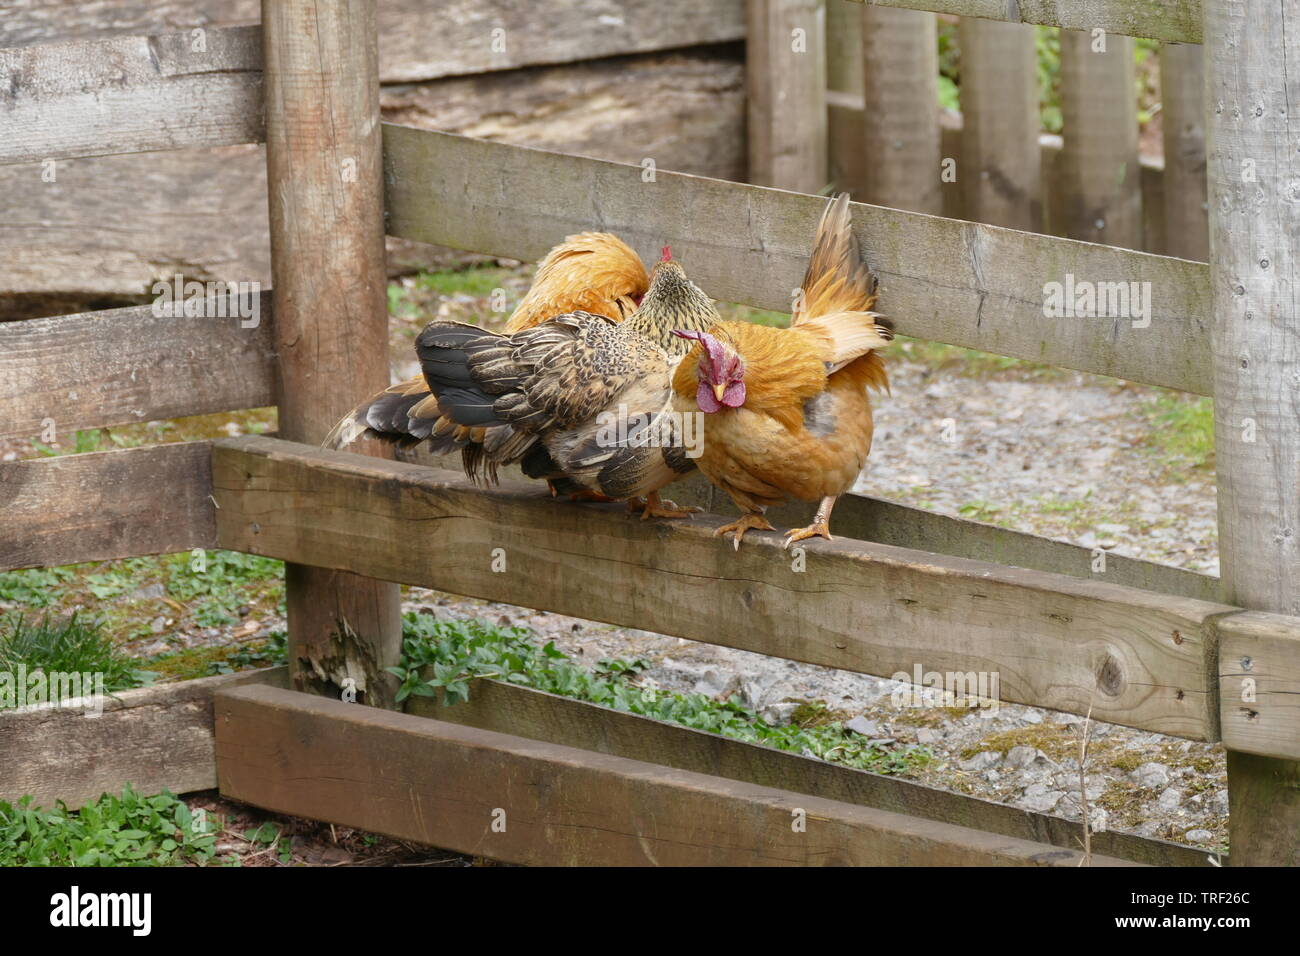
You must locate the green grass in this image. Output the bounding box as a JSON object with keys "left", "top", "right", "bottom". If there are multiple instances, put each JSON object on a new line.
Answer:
{"left": 389, "top": 615, "right": 932, "bottom": 776}
{"left": 0, "top": 613, "right": 145, "bottom": 706}
{"left": 0, "top": 787, "right": 216, "bottom": 866}
{"left": 1142, "top": 394, "right": 1214, "bottom": 471}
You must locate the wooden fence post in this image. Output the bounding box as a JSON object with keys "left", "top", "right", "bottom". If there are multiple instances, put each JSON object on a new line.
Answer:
{"left": 957, "top": 18, "right": 1041, "bottom": 231}
{"left": 1058, "top": 27, "right": 1142, "bottom": 249}
{"left": 261, "top": 0, "right": 402, "bottom": 707}
{"left": 746, "top": 0, "right": 828, "bottom": 193}
{"left": 1204, "top": 0, "right": 1300, "bottom": 866}
{"left": 1159, "top": 42, "right": 1209, "bottom": 261}
{"left": 858, "top": 4, "right": 942, "bottom": 212}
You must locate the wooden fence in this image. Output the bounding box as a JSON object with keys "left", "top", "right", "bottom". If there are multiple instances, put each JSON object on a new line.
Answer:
{"left": 2, "top": 0, "right": 1297, "bottom": 866}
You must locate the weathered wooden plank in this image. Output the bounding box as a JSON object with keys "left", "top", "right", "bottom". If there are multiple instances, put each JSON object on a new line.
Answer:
{"left": 746, "top": 0, "right": 827, "bottom": 193}
{"left": 0, "top": 25, "right": 264, "bottom": 165}
{"left": 408, "top": 452, "right": 1222, "bottom": 603}
{"left": 1218, "top": 612, "right": 1300, "bottom": 763}
{"left": 216, "top": 683, "right": 1132, "bottom": 865}
{"left": 0, "top": 293, "right": 275, "bottom": 442}
{"left": 1207, "top": 0, "right": 1300, "bottom": 866}
{"left": 409, "top": 677, "right": 1213, "bottom": 865}
{"left": 261, "top": 0, "right": 401, "bottom": 707}
{"left": 0, "top": 442, "right": 216, "bottom": 572}
{"left": 958, "top": 19, "right": 1041, "bottom": 231}
{"left": 0, "top": 1, "right": 745, "bottom": 85}
{"left": 384, "top": 124, "right": 1214, "bottom": 395}
{"left": 1159, "top": 43, "right": 1209, "bottom": 262}
{"left": 1058, "top": 29, "right": 1142, "bottom": 249}
{"left": 214, "top": 437, "right": 1233, "bottom": 738}
{"left": 857, "top": 4, "right": 941, "bottom": 212}
{"left": 850, "top": 0, "right": 1203, "bottom": 45}
{"left": 0, "top": 667, "right": 286, "bottom": 810}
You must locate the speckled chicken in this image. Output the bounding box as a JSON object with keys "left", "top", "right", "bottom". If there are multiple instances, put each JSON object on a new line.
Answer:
{"left": 670, "top": 193, "right": 893, "bottom": 548}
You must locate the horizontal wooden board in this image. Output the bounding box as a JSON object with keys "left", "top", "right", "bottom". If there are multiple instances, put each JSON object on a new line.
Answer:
{"left": 0, "top": 441, "right": 217, "bottom": 572}
{"left": 0, "top": 25, "right": 263, "bottom": 165}
{"left": 214, "top": 437, "right": 1232, "bottom": 738}
{"left": 0, "top": 293, "right": 275, "bottom": 441}
{"left": 383, "top": 124, "right": 1214, "bottom": 395}
{"left": 410, "top": 677, "right": 1212, "bottom": 865}
{"left": 852, "top": 0, "right": 1202, "bottom": 44}
{"left": 0, "top": 667, "right": 285, "bottom": 810}
{"left": 408, "top": 453, "right": 1221, "bottom": 603}
{"left": 0, "top": 1, "right": 745, "bottom": 85}
{"left": 217, "top": 683, "right": 1132, "bottom": 865}
{"left": 1218, "top": 612, "right": 1300, "bottom": 762}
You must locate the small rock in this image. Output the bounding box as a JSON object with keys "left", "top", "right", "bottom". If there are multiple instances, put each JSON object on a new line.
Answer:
{"left": 761, "top": 702, "right": 799, "bottom": 725}
{"left": 845, "top": 716, "right": 881, "bottom": 737}
{"left": 133, "top": 583, "right": 166, "bottom": 600}
{"left": 1004, "top": 745, "right": 1043, "bottom": 770}
{"left": 958, "top": 751, "right": 1002, "bottom": 772}
{"left": 1131, "top": 762, "right": 1171, "bottom": 789}
{"left": 1019, "top": 710, "right": 1044, "bottom": 725}
{"left": 915, "top": 727, "right": 942, "bottom": 745}
{"left": 150, "top": 615, "right": 168, "bottom": 634}
{"left": 1184, "top": 829, "right": 1215, "bottom": 844}
{"left": 1017, "top": 784, "right": 1065, "bottom": 813}
{"left": 693, "top": 669, "right": 739, "bottom": 700}
{"left": 1155, "top": 787, "right": 1184, "bottom": 812}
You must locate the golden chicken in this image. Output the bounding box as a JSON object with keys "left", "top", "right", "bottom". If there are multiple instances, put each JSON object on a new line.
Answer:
{"left": 670, "top": 193, "right": 893, "bottom": 548}
{"left": 326, "top": 231, "right": 648, "bottom": 453}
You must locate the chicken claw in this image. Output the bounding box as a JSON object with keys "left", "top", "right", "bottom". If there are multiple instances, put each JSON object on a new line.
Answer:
{"left": 629, "top": 491, "right": 702, "bottom": 521}
{"left": 714, "top": 513, "right": 776, "bottom": 550}
{"left": 782, "top": 495, "right": 838, "bottom": 549}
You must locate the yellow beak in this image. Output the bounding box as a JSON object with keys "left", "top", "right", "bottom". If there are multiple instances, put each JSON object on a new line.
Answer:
{"left": 713, "top": 383, "right": 728, "bottom": 403}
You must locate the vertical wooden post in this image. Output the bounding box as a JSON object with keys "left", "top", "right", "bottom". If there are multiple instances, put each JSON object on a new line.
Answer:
{"left": 746, "top": 0, "right": 828, "bottom": 193}
{"left": 1058, "top": 28, "right": 1142, "bottom": 249}
{"left": 1158, "top": 42, "right": 1209, "bottom": 261}
{"left": 1204, "top": 0, "right": 1300, "bottom": 866}
{"left": 262, "top": 0, "right": 402, "bottom": 707}
{"left": 958, "top": 18, "right": 1041, "bottom": 231}
{"left": 858, "top": 4, "right": 941, "bottom": 213}
{"left": 826, "top": 0, "right": 863, "bottom": 95}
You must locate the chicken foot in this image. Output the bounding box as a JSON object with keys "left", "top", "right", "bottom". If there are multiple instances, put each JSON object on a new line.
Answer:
{"left": 714, "top": 511, "right": 776, "bottom": 550}
{"left": 783, "top": 495, "right": 838, "bottom": 548}
{"left": 628, "top": 490, "right": 702, "bottom": 521}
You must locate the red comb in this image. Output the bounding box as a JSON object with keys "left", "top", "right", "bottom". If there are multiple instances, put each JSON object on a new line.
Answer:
{"left": 660, "top": 245, "right": 672, "bottom": 262}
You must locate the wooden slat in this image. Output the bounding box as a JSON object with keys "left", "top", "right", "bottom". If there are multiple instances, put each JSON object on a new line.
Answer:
{"left": 0, "top": 442, "right": 216, "bottom": 572}
{"left": 410, "top": 677, "right": 1213, "bottom": 865}
{"left": 217, "top": 683, "right": 1132, "bottom": 865}
{"left": 746, "top": 0, "right": 828, "bottom": 193}
{"left": 1159, "top": 43, "right": 1209, "bottom": 262}
{"left": 1058, "top": 29, "right": 1142, "bottom": 249}
{"left": 384, "top": 123, "right": 1214, "bottom": 395}
{"left": 857, "top": 4, "right": 942, "bottom": 212}
{"left": 213, "top": 437, "right": 1233, "bottom": 738}
{"left": 0, "top": 1, "right": 746, "bottom": 86}
{"left": 958, "top": 18, "right": 1041, "bottom": 231}
{"left": 0, "top": 667, "right": 286, "bottom": 810}
{"left": 409, "top": 455, "right": 1221, "bottom": 602}
{"left": 0, "top": 293, "right": 275, "bottom": 442}
{"left": 0, "top": 25, "right": 263, "bottom": 165}
{"left": 1218, "top": 612, "right": 1300, "bottom": 763}
{"left": 849, "top": 0, "right": 1203, "bottom": 45}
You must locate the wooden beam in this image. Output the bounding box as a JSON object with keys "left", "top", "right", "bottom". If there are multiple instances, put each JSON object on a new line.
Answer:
{"left": 383, "top": 124, "right": 1214, "bottom": 395}
{"left": 1218, "top": 612, "right": 1300, "bottom": 763}
{"left": 0, "top": 293, "right": 275, "bottom": 442}
{"left": 261, "top": 0, "right": 401, "bottom": 707}
{"left": 1206, "top": 0, "right": 1300, "bottom": 866}
{"left": 0, "top": 25, "right": 263, "bottom": 165}
{"left": 1058, "top": 29, "right": 1142, "bottom": 249}
{"left": 858, "top": 4, "right": 942, "bottom": 212}
{"left": 1159, "top": 43, "right": 1209, "bottom": 261}
{"left": 409, "top": 676, "right": 1214, "bottom": 865}
{"left": 0, "top": 667, "right": 286, "bottom": 810}
{"left": 213, "top": 437, "right": 1234, "bottom": 739}
{"left": 849, "top": 0, "right": 1203, "bottom": 45}
{"left": 0, "top": 442, "right": 216, "bottom": 573}
{"left": 957, "top": 19, "right": 1041, "bottom": 231}
{"left": 746, "top": 0, "right": 828, "bottom": 193}
{"left": 0, "top": 1, "right": 746, "bottom": 86}
{"left": 216, "top": 683, "right": 1134, "bottom": 865}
